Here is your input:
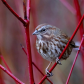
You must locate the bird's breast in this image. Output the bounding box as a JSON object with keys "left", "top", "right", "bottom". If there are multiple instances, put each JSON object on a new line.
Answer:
{"left": 36, "top": 36, "right": 73, "bottom": 61}
{"left": 36, "top": 38, "right": 61, "bottom": 61}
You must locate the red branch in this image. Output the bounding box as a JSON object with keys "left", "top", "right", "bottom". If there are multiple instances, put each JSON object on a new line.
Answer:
{"left": 1, "top": 0, "right": 34, "bottom": 83}
{"left": 1, "top": 0, "right": 27, "bottom": 26}
{"left": 21, "top": 44, "right": 27, "bottom": 55}
{"left": 39, "top": 15, "right": 84, "bottom": 84}
{"left": 0, "top": 64, "right": 24, "bottom": 84}
{"left": 66, "top": 35, "right": 84, "bottom": 84}
{"left": 74, "top": 0, "right": 84, "bottom": 83}
{"left": 0, "top": 56, "right": 11, "bottom": 73}
{"left": 21, "top": 45, "right": 53, "bottom": 84}
{"left": 24, "top": 0, "right": 34, "bottom": 84}
{"left": 74, "top": 0, "right": 84, "bottom": 38}
{"left": 25, "top": 23, "right": 34, "bottom": 84}
{"left": 32, "top": 62, "right": 53, "bottom": 84}
{"left": 0, "top": 55, "right": 18, "bottom": 84}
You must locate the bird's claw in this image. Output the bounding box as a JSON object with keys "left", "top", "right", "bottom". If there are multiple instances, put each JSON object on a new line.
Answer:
{"left": 46, "top": 69, "right": 53, "bottom": 77}
{"left": 56, "top": 57, "right": 62, "bottom": 65}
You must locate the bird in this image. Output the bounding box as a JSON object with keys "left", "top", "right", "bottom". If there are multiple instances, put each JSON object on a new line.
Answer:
{"left": 33, "top": 23, "right": 79, "bottom": 76}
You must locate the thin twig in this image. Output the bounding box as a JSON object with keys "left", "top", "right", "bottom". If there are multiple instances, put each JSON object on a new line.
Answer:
{"left": 39, "top": 15, "right": 84, "bottom": 84}
{"left": 20, "top": 44, "right": 53, "bottom": 84}
{"left": 66, "top": 35, "right": 84, "bottom": 84}
{"left": 74, "top": 0, "right": 84, "bottom": 83}
{"left": 0, "top": 64, "right": 24, "bottom": 84}
{"left": 0, "top": 55, "right": 18, "bottom": 84}
{"left": 74, "top": 0, "right": 84, "bottom": 38}
{"left": 20, "top": 44, "right": 27, "bottom": 55}
{"left": 0, "top": 56, "right": 11, "bottom": 73}
{"left": 1, "top": 0, "right": 27, "bottom": 26}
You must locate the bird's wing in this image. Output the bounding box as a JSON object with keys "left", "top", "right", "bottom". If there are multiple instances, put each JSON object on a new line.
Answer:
{"left": 66, "top": 37, "right": 79, "bottom": 48}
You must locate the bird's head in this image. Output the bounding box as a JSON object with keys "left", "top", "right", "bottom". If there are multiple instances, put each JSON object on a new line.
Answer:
{"left": 32, "top": 24, "right": 56, "bottom": 40}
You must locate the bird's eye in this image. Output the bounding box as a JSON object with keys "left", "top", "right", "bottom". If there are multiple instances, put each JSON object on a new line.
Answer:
{"left": 42, "top": 29, "right": 45, "bottom": 31}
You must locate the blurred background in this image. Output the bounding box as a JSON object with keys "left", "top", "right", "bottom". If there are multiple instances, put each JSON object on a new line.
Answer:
{"left": 0, "top": 0, "right": 84, "bottom": 84}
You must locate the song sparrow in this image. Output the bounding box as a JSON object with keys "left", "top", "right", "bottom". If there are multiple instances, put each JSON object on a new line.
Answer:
{"left": 33, "top": 24, "right": 78, "bottom": 76}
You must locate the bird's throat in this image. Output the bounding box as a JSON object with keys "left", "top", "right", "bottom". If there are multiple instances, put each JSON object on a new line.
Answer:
{"left": 37, "top": 35, "right": 43, "bottom": 40}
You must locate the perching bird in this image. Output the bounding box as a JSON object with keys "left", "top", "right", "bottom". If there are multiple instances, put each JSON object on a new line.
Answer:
{"left": 33, "top": 23, "right": 78, "bottom": 76}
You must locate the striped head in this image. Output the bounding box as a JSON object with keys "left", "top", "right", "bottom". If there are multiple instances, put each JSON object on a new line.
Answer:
{"left": 32, "top": 24, "right": 61, "bottom": 40}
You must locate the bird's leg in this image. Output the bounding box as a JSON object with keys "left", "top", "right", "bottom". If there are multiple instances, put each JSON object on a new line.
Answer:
{"left": 56, "top": 57, "right": 62, "bottom": 65}
{"left": 45, "top": 62, "right": 53, "bottom": 77}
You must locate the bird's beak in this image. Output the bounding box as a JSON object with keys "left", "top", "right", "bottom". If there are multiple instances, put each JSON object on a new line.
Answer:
{"left": 32, "top": 30, "right": 38, "bottom": 35}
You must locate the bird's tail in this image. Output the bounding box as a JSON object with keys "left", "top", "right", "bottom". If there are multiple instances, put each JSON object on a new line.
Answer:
{"left": 74, "top": 45, "right": 79, "bottom": 48}
{"left": 70, "top": 41, "right": 79, "bottom": 48}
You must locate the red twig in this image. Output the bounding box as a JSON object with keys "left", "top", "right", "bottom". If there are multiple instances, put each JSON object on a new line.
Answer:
{"left": 24, "top": 0, "right": 34, "bottom": 84}
{"left": 0, "top": 64, "right": 24, "bottom": 84}
{"left": 74, "top": 0, "right": 84, "bottom": 83}
{"left": 59, "top": 0, "right": 76, "bottom": 14}
{"left": 20, "top": 44, "right": 27, "bottom": 55}
{"left": 1, "top": 0, "right": 27, "bottom": 26}
{"left": 25, "top": 24, "right": 35, "bottom": 84}
{"left": 0, "top": 56, "right": 11, "bottom": 73}
{"left": 1, "top": 0, "right": 34, "bottom": 83}
{"left": 32, "top": 62, "right": 53, "bottom": 84}
{"left": 39, "top": 15, "right": 84, "bottom": 84}
{"left": 66, "top": 35, "right": 84, "bottom": 84}
{"left": 0, "top": 55, "right": 18, "bottom": 84}
{"left": 21, "top": 45, "right": 53, "bottom": 84}
{"left": 74, "top": 0, "right": 84, "bottom": 38}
